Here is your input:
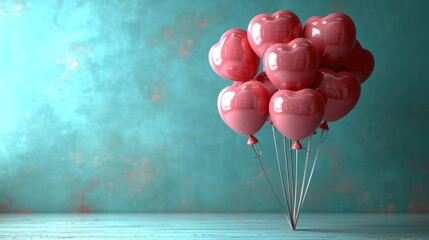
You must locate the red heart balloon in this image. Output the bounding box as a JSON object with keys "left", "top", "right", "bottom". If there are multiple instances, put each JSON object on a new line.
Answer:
{"left": 209, "top": 28, "right": 260, "bottom": 82}
{"left": 247, "top": 10, "right": 302, "bottom": 57}
{"left": 269, "top": 88, "right": 325, "bottom": 141}
{"left": 263, "top": 38, "right": 320, "bottom": 91}
{"left": 314, "top": 68, "right": 361, "bottom": 122}
{"left": 303, "top": 13, "right": 356, "bottom": 69}
{"left": 338, "top": 40, "right": 375, "bottom": 84}
{"left": 254, "top": 72, "right": 278, "bottom": 98}
{"left": 218, "top": 81, "right": 269, "bottom": 137}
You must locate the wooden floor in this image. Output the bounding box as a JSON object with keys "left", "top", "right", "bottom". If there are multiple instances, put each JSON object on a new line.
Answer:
{"left": 1, "top": 214, "right": 428, "bottom": 239}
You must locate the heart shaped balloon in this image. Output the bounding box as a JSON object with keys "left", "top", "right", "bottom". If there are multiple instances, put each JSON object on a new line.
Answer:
{"left": 338, "top": 40, "right": 375, "bottom": 84}
{"left": 314, "top": 68, "right": 361, "bottom": 122}
{"left": 303, "top": 13, "right": 356, "bottom": 69}
{"left": 263, "top": 38, "right": 320, "bottom": 91}
{"left": 254, "top": 72, "right": 278, "bottom": 98}
{"left": 209, "top": 28, "right": 260, "bottom": 82}
{"left": 269, "top": 88, "right": 325, "bottom": 141}
{"left": 218, "top": 80, "right": 269, "bottom": 138}
{"left": 247, "top": 10, "right": 302, "bottom": 57}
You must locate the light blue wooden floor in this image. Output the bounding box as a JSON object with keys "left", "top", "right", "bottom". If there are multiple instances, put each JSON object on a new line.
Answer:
{"left": 0, "top": 214, "right": 428, "bottom": 239}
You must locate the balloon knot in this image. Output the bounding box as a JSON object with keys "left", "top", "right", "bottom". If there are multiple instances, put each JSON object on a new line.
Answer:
{"left": 319, "top": 121, "right": 329, "bottom": 131}
{"left": 247, "top": 135, "right": 259, "bottom": 145}
{"left": 291, "top": 140, "right": 302, "bottom": 150}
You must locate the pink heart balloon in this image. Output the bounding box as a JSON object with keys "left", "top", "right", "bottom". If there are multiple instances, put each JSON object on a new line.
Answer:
{"left": 303, "top": 13, "right": 356, "bottom": 69}
{"left": 263, "top": 38, "right": 320, "bottom": 91}
{"left": 247, "top": 10, "right": 302, "bottom": 57}
{"left": 269, "top": 89, "right": 325, "bottom": 142}
{"left": 338, "top": 40, "right": 375, "bottom": 84}
{"left": 209, "top": 28, "right": 260, "bottom": 82}
{"left": 218, "top": 80, "right": 269, "bottom": 139}
{"left": 254, "top": 72, "right": 278, "bottom": 98}
{"left": 314, "top": 68, "right": 361, "bottom": 122}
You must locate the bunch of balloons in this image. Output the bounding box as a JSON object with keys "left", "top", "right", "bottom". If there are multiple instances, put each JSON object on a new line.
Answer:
{"left": 209, "top": 10, "right": 374, "bottom": 230}
{"left": 209, "top": 10, "right": 374, "bottom": 148}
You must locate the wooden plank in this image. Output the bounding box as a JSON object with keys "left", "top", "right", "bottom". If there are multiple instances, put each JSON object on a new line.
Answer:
{"left": 0, "top": 214, "right": 428, "bottom": 239}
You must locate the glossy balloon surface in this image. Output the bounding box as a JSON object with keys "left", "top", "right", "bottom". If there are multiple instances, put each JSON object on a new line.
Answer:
{"left": 269, "top": 88, "right": 325, "bottom": 140}
{"left": 303, "top": 13, "right": 356, "bottom": 69}
{"left": 209, "top": 28, "right": 260, "bottom": 81}
{"left": 218, "top": 81, "right": 269, "bottom": 136}
{"left": 254, "top": 72, "right": 278, "bottom": 98}
{"left": 338, "top": 40, "right": 374, "bottom": 84}
{"left": 315, "top": 68, "right": 361, "bottom": 122}
{"left": 263, "top": 38, "right": 319, "bottom": 91}
{"left": 247, "top": 10, "right": 302, "bottom": 57}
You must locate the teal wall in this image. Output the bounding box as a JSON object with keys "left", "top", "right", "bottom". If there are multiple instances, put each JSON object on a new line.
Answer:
{"left": 0, "top": 0, "right": 428, "bottom": 213}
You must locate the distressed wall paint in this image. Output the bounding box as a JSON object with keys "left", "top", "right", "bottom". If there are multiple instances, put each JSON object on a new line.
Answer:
{"left": 0, "top": 0, "right": 428, "bottom": 213}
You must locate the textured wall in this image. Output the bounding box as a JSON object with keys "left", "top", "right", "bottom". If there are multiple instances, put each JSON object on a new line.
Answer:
{"left": 0, "top": 0, "right": 428, "bottom": 213}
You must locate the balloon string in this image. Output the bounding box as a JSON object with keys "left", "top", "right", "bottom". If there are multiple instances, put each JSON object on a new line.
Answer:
{"left": 287, "top": 138, "right": 296, "bottom": 229}
{"left": 321, "top": 129, "right": 329, "bottom": 143}
{"left": 296, "top": 130, "right": 325, "bottom": 223}
{"left": 293, "top": 148, "right": 298, "bottom": 225}
{"left": 296, "top": 135, "right": 311, "bottom": 225}
{"left": 258, "top": 141, "right": 264, "bottom": 156}
{"left": 272, "top": 125, "right": 293, "bottom": 226}
{"left": 251, "top": 144, "right": 293, "bottom": 229}
{"left": 283, "top": 136, "right": 295, "bottom": 228}
{"left": 311, "top": 129, "right": 328, "bottom": 144}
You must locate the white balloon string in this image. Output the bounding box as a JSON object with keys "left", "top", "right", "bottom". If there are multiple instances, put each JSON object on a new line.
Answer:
{"left": 258, "top": 141, "right": 264, "bottom": 156}
{"left": 321, "top": 129, "right": 329, "bottom": 143}
{"left": 251, "top": 144, "right": 293, "bottom": 229}
{"left": 296, "top": 135, "right": 312, "bottom": 225}
{"left": 296, "top": 130, "right": 325, "bottom": 223}
{"left": 283, "top": 136, "right": 295, "bottom": 227}
{"left": 293, "top": 148, "right": 299, "bottom": 224}
{"left": 287, "top": 138, "right": 296, "bottom": 229}
{"left": 272, "top": 125, "right": 293, "bottom": 224}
